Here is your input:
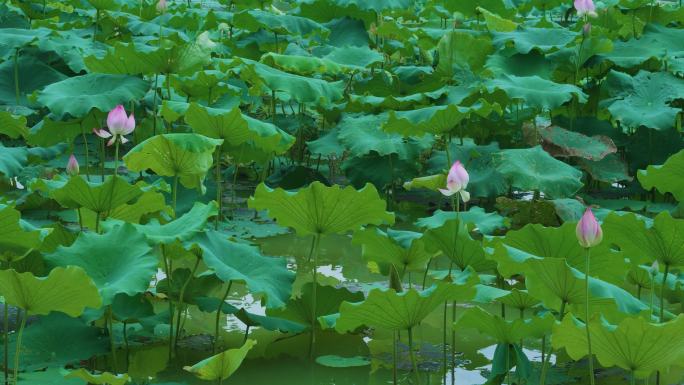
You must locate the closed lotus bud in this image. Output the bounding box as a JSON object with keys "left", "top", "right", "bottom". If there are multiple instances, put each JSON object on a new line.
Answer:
{"left": 583, "top": 23, "right": 591, "bottom": 36}
{"left": 66, "top": 154, "right": 79, "bottom": 176}
{"left": 576, "top": 208, "right": 602, "bottom": 248}
{"left": 650, "top": 260, "right": 659, "bottom": 276}
{"left": 439, "top": 160, "right": 470, "bottom": 202}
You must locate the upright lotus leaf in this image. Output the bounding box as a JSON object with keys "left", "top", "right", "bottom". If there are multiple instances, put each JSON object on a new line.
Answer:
{"left": 336, "top": 279, "right": 477, "bottom": 332}
{"left": 500, "top": 222, "right": 628, "bottom": 285}
{"left": 123, "top": 133, "right": 224, "bottom": 193}
{"left": 498, "top": 289, "right": 540, "bottom": 311}
{"left": 103, "top": 201, "right": 218, "bottom": 244}
{"left": 352, "top": 227, "right": 431, "bottom": 274}
{"left": 238, "top": 58, "right": 345, "bottom": 105}
{"left": 248, "top": 181, "right": 394, "bottom": 237}
{"left": 0, "top": 143, "right": 64, "bottom": 178}
{"left": 0, "top": 111, "right": 27, "bottom": 138}
{"left": 37, "top": 73, "right": 148, "bottom": 119}
{"left": 382, "top": 102, "right": 501, "bottom": 136}
{"left": 157, "top": 269, "right": 222, "bottom": 304}
{"left": 603, "top": 211, "right": 684, "bottom": 267}
{"left": 553, "top": 315, "right": 684, "bottom": 378}
{"left": 0, "top": 204, "right": 43, "bottom": 263}
{"left": 538, "top": 124, "right": 617, "bottom": 161}
{"left": 0, "top": 28, "right": 52, "bottom": 59}
{"left": 184, "top": 103, "right": 294, "bottom": 154}
{"left": 600, "top": 70, "right": 684, "bottom": 131}
{"left": 637, "top": 149, "right": 684, "bottom": 201}
{"left": 598, "top": 24, "right": 684, "bottom": 69}
{"left": 478, "top": 7, "right": 518, "bottom": 32}
{"left": 0, "top": 312, "right": 108, "bottom": 370}
{"left": 188, "top": 231, "right": 294, "bottom": 308}
{"left": 34, "top": 175, "right": 144, "bottom": 213}
{"left": 455, "top": 306, "right": 554, "bottom": 344}
{"left": 0, "top": 266, "right": 101, "bottom": 316}
{"left": 421, "top": 219, "right": 495, "bottom": 272}
{"left": 491, "top": 28, "right": 577, "bottom": 54}
{"left": 170, "top": 70, "right": 236, "bottom": 102}
{"left": 416, "top": 207, "right": 508, "bottom": 235}
{"left": 436, "top": 31, "right": 494, "bottom": 76}
{"left": 0, "top": 55, "right": 67, "bottom": 108}
{"left": 493, "top": 146, "right": 584, "bottom": 199}
{"left": 267, "top": 283, "right": 364, "bottom": 327}
{"left": 45, "top": 224, "right": 156, "bottom": 305}
{"left": 184, "top": 339, "right": 256, "bottom": 381}
{"left": 111, "top": 293, "right": 154, "bottom": 322}
{"left": 233, "top": 9, "right": 328, "bottom": 37}
{"left": 485, "top": 75, "right": 587, "bottom": 111}
{"left": 64, "top": 369, "right": 129, "bottom": 385}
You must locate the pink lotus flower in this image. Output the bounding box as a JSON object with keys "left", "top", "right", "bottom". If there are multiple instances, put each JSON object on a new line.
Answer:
{"left": 574, "top": 0, "right": 598, "bottom": 18}
{"left": 66, "top": 154, "right": 79, "bottom": 176}
{"left": 156, "top": 0, "right": 167, "bottom": 12}
{"left": 93, "top": 105, "right": 135, "bottom": 146}
{"left": 576, "top": 208, "right": 602, "bottom": 248}
{"left": 439, "top": 160, "right": 470, "bottom": 202}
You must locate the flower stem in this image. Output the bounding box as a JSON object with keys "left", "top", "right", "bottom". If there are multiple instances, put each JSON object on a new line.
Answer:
{"left": 213, "top": 281, "right": 232, "bottom": 354}
{"left": 12, "top": 313, "right": 26, "bottom": 385}
{"left": 585, "top": 248, "right": 595, "bottom": 385}
{"left": 107, "top": 306, "right": 118, "bottom": 372}
{"left": 113, "top": 140, "right": 119, "bottom": 176}
{"left": 215, "top": 147, "right": 222, "bottom": 230}
{"left": 540, "top": 301, "right": 565, "bottom": 385}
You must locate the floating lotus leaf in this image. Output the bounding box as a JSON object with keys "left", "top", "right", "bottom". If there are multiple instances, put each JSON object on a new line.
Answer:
{"left": 248, "top": 181, "right": 394, "bottom": 237}
{"left": 184, "top": 340, "right": 256, "bottom": 381}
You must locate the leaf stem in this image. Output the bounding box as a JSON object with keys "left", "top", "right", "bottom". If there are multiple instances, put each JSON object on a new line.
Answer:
{"left": 213, "top": 281, "right": 232, "bottom": 354}
{"left": 585, "top": 248, "right": 595, "bottom": 385}
{"left": 107, "top": 306, "right": 118, "bottom": 372}
{"left": 11, "top": 313, "right": 26, "bottom": 385}
{"left": 174, "top": 257, "right": 201, "bottom": 350}
{"left": 13, "top": 48, "right": 19, "bottom": 106}
{"left": 408, "top": 327, "right": 421, "bottom": 385}
{"left": 172, "top": 174, "right": 178, "bottom": 216}
{"left": 215, "top": 147, "right": 222, "bottom": 230}
{"left": 308, "top": 233, "right": 321, "bottom": 359}
{"left": 659, "top": 264, "right": 669, "bottom": 322}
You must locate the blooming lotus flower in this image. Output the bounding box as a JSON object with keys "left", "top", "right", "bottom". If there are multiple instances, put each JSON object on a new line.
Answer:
{"left": 574, "top": 0, "right": 598, "bottom": 18}
{"left": 93, "top": 105, "right": 135, "bottom": 146}
{"left": 439, "top": 161, "right": 470, "bottom": 202}
{"left": 576, "top": 208, "right": 602, "bottom": 248}
{"left": 156, "top": 0, "right": 167, "bottom": 12}
{"left": 66, "top": 154, "right": 79, "bottom": 176}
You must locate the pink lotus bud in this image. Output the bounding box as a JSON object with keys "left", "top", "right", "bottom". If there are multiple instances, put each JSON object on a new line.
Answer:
{"left": 438, "top": 160, "right": 470, "bottom": 202}
{"left": 583, "top": 23, "right": 591, "bottom": 36}
{"left": 576, "top": 208, "right": 602, "bottom": 248}
{"left": 574, "top": 0, "right": 598, "bottom": 18}
{"left": 156, "top": 0, "right": 167, "bottom": 12}
{"left": 650, "top": 260, "right": 659, "bottom": 275}
{"left": 66, "top": 154, "right": 79, "bottom": 176}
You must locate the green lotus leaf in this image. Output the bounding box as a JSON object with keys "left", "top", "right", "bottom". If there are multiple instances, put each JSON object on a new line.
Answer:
{"left": 188, "top": 231, "right": 294, "bottom": 308}
{"left": 0, "top": 312, "right": 108, "bottom": 370}
{"left": 184, "top": 102, "right": 294, "bottom": 154}
{"left": 578, "top": 153, "right": 632, "bottom": 184}
{"left": 33, "top": 175, "right": 144, "bottom": 213}
{"left": 539, "top": 124, "right": 617, "bottom": 161}
{"left": 183, "top": 339, "right": 256, "bottom": 381}
{"left": 266, "top": 283, "right": 364, "bottom": 327}
{"left": 0, "top": 204, "right": 44, "bottom": 263}
{"left": 336, "top": 280, "right": 477, "bottom": 332}
{"left": 600, "top": 70, "right": 684, "bottom": 131}
{"left": 36, "top": 30, "right": 107, "bottom": 73}
{"left": 436, "top": 31, "right": 494, "bottom": 76}
{"left": 491, "top": 28, "right": 577, "bottom": 54}
{"left": 0, "top": 55, "right": 67, "bottom": 108}
{"left": 300, "top": 0, "right": 411, "bottom": 13}
{"left": 415, "top": 207, "right": 508, "bottom": 235}
{"left": 455, "top": 306, "right": 554, "bottom": 343}
{"left": 637, "top": 149, "right": 684, "bottom": 201}
{"left": 341, "top": 152, "right": 420, "bottom": 189}
{"left": 233, "top": 9, "right": 328, "bottom": 37}
{"left": 198, "top": 301, "right": 309, "bottom": 333}
{"left": 37, "top": 73, "right": 148, "bottom": 119}
{"left": 111, "top": 293, "right": 154, "bottom": 323}
{"left": 0, "top": 111, "right": 27, "bottom": 138}
{"left": 64, "top": 369, "right": 129, "bottom": 385}
{"left": 170, "top": 70, "right": 238, "bottom": 102}
{"left": 238, "top": 58, "right": 345, "bottom": 105}
{"left": 306, "top": 127, "right": 344, "bottom": 157}
{"left": 444, "top": 0, "right": 514, "bottom": 18}
{"left": 261, "top": 49, "right": 382, "bottom": 75}
{"left": 123, "top": 133, "right": 223, "bottom": 193}
{"left": 248, "top": 181, "right": 394, "bottom": 237}
{"left": 553, "top": 314, "right": 684, "bottom": 378}
{"left": 603, "top": 211, "right": 684, "bottom": 267}
{"left": 485, "top": 51, "right": 557, "bottom": 78}
{"left": 352, "top": 227, "right": 432, "bottom": 274}
{"left": 157, "top": 269, "right": 221, "bottom": 304}
{"left": 382, "top": 101, "right": 501, "bottom": 136}
{"left": 493, "top": 146, "right": 584, "bottom": 199}
{"left": 0, "top": 28, "right": 52, "bottom": 57}
{"left": 96, "top": 189, "right": 169, "bottom": 224}
{"left": 422, "top": 219, "right": 495, "bottom": 272}
{"left": 599, "top": 24, "right": 684, "bottom": 69}
{"left": 498, "top": 288, "right": 541, "bottom": 310}
{"left": 45, "top": 223, "right": 156, "bottom": 305}
{"left": 315, "top": 355, "right": 370, "bottom": 368}
{"left": 103, "top": 201, "right": 217, "bottom": 244}
{"left": 0, "top": 266, "right": 101, "bottom": 316}
{"left": 485, "top": 75, "right": 586, "bottom": 111}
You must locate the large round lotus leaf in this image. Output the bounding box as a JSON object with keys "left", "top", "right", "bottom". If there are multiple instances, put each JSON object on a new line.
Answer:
{"left": 183, "top": 340, "right": 256, "bottom": 381}
{"left": 485, "top": 51, "right": 557, "bottom": 78}
{"left": 382, "top": 102, "right": 501, "bottom": 136}
{"left": 233, "top": 9, "right": 328, "bottom": 37}
{"left": 189, "top": 231, "right": 294, "bottom": 308}
{"left": 184, "top": 102, "right": 294, "bottom": 154}
{"left": 248, "top": 181, "right": 394, "bottom": 237}
{"left": 33, "top": 175, "right": 144, "bottom": 212}
{"left": 0, "top": 27, "right": 52, "bottom": 57}
{"left": 436, "top": 31, "right": 494, "bottom": 76}
{"left": 491, "top": 28, "right": 577, "bottom": 54}
{"left": 37, "top": 73, "right": 148, "bottom": 119}
{"left": 0, "top": 312, "right": 108, "bottom": 370}
{"left": 36, "top": 30, "right": 107, "bottom": 73}
{"left": 421, "top": 219, "right": 495, "bottom": 272}
{"left": 124, "top": 133, "right": 223, "bottom": 193}
{"left": 603, "top": 211, "right": 684, "bottom": 267}
{"left": 638, "top": 149, "right": 684, "bottom": 201}
{"left": 336, "top": 280, "right": 477, "bottom": 332}
{"left": 455, "top": 306, "right": 554, "bottom": 343}
{"left": 599, "top": 24, "right": 684, "bottom": 69}
{"left": 553, "top": 314, "right": 684, "bottom": 378}
{"left": 45, "top": 223, "right": 156, "bottom": 305}
{"left": 538, "top": 124, "right": 617, "bottom": 161}
{"left": 352, "top": 227, "right": 431, "bottom": 274}
{"left": 600, "top": 70, "right": 684, "bottom": 131}
{"left": 266, "top": 283, "right": 364, "bottom": 326}
{"left": 0, "top": 266, "right": 101, "bottom": 316}
{"left": 0, "top": 55, "right": 67, "bottom": 107}
{"left": 493, "top": 146, "right": 584, "bottom": 199}
{"left": 485, "top": 75, "right": 586, "bottom": 111}
{"left": 0, "top": 204, "right": 43, "bottom": 262}
{"left": 301, "top": 0, "right": 412, "bottom": 13}
{"left": 0, "top": 111, "right": 27, "bottom": 138}
{"left": 415, "top": 207, "right": 508, "bottom": 235}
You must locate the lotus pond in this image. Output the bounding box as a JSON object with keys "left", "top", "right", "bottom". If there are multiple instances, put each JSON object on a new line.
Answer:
{"left": 1, "top": 0, "right": 684, "bottom": 384}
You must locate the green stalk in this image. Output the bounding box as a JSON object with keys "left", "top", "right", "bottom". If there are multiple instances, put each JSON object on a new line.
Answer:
{"left": 585, "top": 248, "right": 595, "bottom": 385}
{"left": 631, "top": 371, "right": 636, "bottom": 385}
{"left": 113, "top": 139, "right": 119, "bottom": 176}
{"left": 100, "top": 139, "right": 105, "bottom": 182}
{"left": 161, "top": 245, "right": 174, "bottom": 359}
{"left": 152, "top": 74, "right": 159, "bottom": 136}
{"left": 659, "top": 264, "right": 669, "bottom": 322}
{"left": 540, "top": 301, "right": 566, "bottom": 385}
{"left": 93, "top": 9, "right": 99, "bottom": 41}
{"left": 213, "top": 281, "right": 232, "bottom": 354}
{"left": 81, "top": 123, "right": 91, "bottom": 181}
{"left": 407, "top": 327, "right": 421, "bottom": 385}
{"left": 123, "top": 321, "right": 129, "bottom": 371}
{"left": 107, "top": 307, "right": 118, "bottom": 372}
{"left": 442, "top": 301, "right": 448, "bottom": 384}
{"left": 308, "top": 234, "right": 322, "bottom": 359}
{"left": 13, "top": 48, "right": 19, "bottom": 106}
{"left": 11, "top": 314, "right": 26, "bottom": 385}
{"left": 650, "top": 271, "right": 656, "bottom": 319}
{"left": 174, "top": 257, "right": 201, "bottom": 348}
{"left": 392, "top": 330, "right": 398, "bottom": 385}
{"left": 172, "top": 174, "right": 178, "bottom": 216}
{"left": 215, "top": 147, "right": 222, "bottom": 230}
{"left": 3, "top": 263, "right": 9, "bottom": 385}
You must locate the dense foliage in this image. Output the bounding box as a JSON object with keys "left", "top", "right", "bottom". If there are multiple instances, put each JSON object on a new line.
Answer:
{"left": 0, "top": 0, "right": 683, "bottom": 384}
